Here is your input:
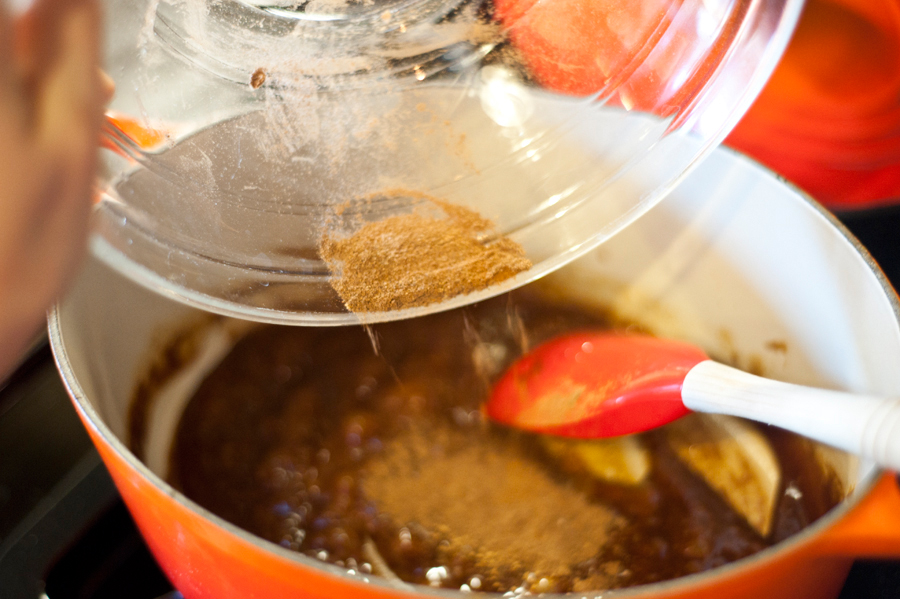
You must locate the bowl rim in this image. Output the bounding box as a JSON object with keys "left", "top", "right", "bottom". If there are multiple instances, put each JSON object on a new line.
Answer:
{"left": 49, "top": 147, "right": 900, "bottom": 598}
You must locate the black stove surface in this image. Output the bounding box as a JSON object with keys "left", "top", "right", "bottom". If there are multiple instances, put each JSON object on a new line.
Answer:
{"left": 1, "top": 207, "right": 900, "bottom": 599}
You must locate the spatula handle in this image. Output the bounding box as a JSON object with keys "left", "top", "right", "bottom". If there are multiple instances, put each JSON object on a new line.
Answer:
{"left": 682, "top": 360, "right": 900, "bottom": 472}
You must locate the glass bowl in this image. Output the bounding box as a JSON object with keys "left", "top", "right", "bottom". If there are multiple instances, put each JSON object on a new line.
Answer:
{"left": 96, "top": 0, "right": 803, "bottom": 324}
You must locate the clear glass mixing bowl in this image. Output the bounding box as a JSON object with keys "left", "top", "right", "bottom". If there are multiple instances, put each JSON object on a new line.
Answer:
{"left": 96, "top": 0, "right": 803, "bottom": 324}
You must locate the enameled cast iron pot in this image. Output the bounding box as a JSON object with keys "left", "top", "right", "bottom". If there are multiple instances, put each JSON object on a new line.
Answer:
{"left": 50, "top": 145, "right": 900, "bottom": 599}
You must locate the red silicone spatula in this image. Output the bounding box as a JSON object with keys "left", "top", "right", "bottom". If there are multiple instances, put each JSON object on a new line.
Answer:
{"left": 485, "top": 331, "right": 900, "bottom": 470}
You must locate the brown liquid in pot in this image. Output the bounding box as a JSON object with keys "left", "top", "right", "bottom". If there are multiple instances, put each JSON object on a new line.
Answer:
{"left": 158, "top": 292, "right": 843, "bottom": 593}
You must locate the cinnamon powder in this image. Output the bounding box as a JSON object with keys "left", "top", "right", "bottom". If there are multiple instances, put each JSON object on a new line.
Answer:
{"left": 362, "top": 423, "right": 622, "bottom": 590}
{"left": 319, "top": 192, "right": 531, "bottom": 313}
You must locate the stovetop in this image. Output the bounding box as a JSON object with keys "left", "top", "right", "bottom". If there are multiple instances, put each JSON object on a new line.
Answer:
{"left": 1, "top": 206, "right": 900, "bottom": 599}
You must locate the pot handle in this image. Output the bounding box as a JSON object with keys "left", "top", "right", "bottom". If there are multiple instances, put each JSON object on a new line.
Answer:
{"left": 815, "top": 472, "right": 900, "bottom": 557}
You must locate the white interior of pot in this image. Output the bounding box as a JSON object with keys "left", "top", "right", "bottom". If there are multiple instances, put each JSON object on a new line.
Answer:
{"left": 53, "top": 145, "right": 900, "bottom": 582}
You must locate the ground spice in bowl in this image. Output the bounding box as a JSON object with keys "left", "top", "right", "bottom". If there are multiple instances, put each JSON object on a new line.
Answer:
{"left": 319, "top": 190, "right": 532, "bottom": 313}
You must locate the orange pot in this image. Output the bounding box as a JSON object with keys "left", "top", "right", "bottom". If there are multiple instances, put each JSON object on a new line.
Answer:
{"left": 727, "top": 0, "right": 900, "bottom": 208}
{"left": 52, "top": 147, "right": 900, "bottom": 598}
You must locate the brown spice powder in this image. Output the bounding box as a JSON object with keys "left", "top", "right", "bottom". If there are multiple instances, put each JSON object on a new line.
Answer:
{"left": 362, "top": 423, "right": 621, "bottom": 589}
{"left": 250, "top": 67, "right": 267, "bottom": 89}
{"left": 319, "top": 192, "right": 532, "bottom": 313}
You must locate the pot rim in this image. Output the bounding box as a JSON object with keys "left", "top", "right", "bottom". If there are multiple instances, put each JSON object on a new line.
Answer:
{"left": 49, "top": 147, "right": 900, "bottom": 598}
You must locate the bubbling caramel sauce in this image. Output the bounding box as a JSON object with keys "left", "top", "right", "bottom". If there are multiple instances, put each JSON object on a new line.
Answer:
{"left": 140, "top": 292, "right": 842, "bottom": 593}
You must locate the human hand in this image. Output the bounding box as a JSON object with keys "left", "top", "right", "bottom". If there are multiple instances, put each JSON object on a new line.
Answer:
{"left": 0, "top": 0, "right": 108, "bottom": 377}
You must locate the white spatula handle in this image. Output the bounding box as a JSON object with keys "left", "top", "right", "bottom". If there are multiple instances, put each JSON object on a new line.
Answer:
{"left": 682, "top": 360, "right": 900, "bottom": 471}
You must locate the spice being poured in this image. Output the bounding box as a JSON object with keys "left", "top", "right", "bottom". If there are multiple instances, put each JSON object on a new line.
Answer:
{"left": 319, "top": 189, "right": 532, "bottom": 313}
